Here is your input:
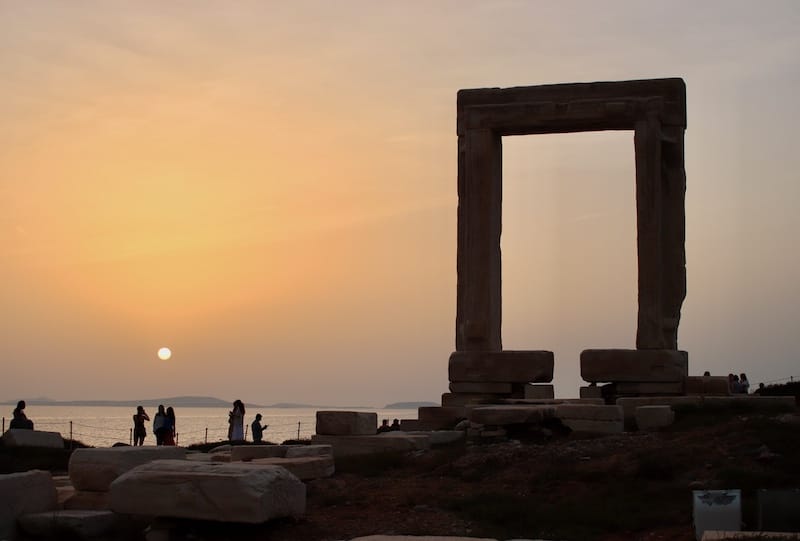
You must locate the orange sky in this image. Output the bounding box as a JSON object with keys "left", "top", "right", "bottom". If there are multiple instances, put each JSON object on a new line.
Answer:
{"left": 2, "top": 2, "right": 799, "bottom": 405}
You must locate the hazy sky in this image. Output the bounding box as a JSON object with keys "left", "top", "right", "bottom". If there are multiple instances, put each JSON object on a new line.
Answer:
{"left": 2, "top": 1, "right": 799, "bottom": 406}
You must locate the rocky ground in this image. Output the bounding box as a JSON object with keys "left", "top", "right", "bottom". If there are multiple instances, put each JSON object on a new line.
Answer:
{"left": 4, "top": 406, "right": 799, "bottom": 541}
{"left": 157, "top": 407, "right": 800, "bottom": 541}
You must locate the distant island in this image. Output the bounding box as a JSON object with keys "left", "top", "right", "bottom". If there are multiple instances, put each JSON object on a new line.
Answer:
{"left": 384, "top": 401, "right": 438, "bottom": 409}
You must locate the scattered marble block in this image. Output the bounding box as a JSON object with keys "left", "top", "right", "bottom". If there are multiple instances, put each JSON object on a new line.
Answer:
{"left": 231, "top": 445, "right": 287, "bottom": 461}
{"left": 617, "top": 396, "right": 702, "bottom": 421}
{"left": 310, "top": 433, "right": 430, "bottom": 458}
{"left": 63, "top": 490, "right": 111, "bottom": 511}
{"left": 635, "top": 405, "right": 675, "bottom": 430}
{"left": 524, "top": 384, "right": 555, "bottom": 399}
{"left": 406, "top": 430, "right": 465, "bottom": 447}
{"left": 110, "top": 459, "right": 305, "bottom": 523}
{"left": 449, "top": 350, "right": 554, "bottom": 383}
{"left": 1, "top": 429, "right": 64, "bottom": 448}
{"left": 69, "top": 446, "right": 187, "bottom": 492}
{"left": 0, "top": 470, "right": 58, "bottom": 540}
{"left": 561, "top": 419, "right": 624, "bottom": 434}
{"left": 316, "top": 411, "right": 377, "bottom": 436}
{"left": 580, "top": 349, "right": 688, "bottom": 383}
{"left": 468, "top": 405, "right": 556, "bottom": 426}
{"left": 685, "top": 376, "right": 731, "bottom": 396}
{"left": 18, "top": 510, "right": 117, "bottom": 539}
{"left": 250, "top": 455, "right": 335, "bottom": 480}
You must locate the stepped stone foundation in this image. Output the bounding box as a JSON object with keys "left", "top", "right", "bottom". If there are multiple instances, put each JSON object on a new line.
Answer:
{"left": 635, "top": 405, "right": 676, "bottom": 430}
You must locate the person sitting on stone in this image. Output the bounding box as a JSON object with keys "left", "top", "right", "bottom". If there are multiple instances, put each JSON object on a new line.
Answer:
{"left": 250, "top": 413, "right": 269, "bottom": 443}
{"left": 377, "top": 419, "right": 392, "bottom": 433}
{"left": 10, "top": 400, "right": 34, "bottom": 430}
{"left": 390, "top": 419, "right": 401, "bottom": 431}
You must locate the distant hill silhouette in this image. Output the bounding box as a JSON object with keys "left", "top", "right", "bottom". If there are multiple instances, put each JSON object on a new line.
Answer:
{"left": 384, "top": 401, "right": 438, "bottom": 409}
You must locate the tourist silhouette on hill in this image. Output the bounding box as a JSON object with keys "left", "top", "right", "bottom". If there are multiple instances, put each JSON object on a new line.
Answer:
{"left": 163, "top": 407, "right": 176, "bottom": 445}
{"left": 739, "top": 373, "right": 750, "bottom": 394}
{"left": 377, "top": 419, "right": 391, "bottom": 433}
{"left": 10, "top": 400, "right": 34, "bottom": 430}
{"left": 153, "top": 404, "right": 167, "bottom": 445}
{"left": 251, "top": 413, "right": 269, "bottom": 443}
{"left": 132, "top": 406, "right": 149, "bottom": 446}
{"left": 390, "top": 419, "right": 401, "bottom": 431}
{"left": 228, "top": 400, "right": 245, "bottom": 441}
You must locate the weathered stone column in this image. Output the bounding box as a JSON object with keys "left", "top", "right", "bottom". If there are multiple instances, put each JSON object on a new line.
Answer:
{"left": 659, "top": 125, "right": 687, "bottom": 349}
{"left": 456, "top": 128, "right": 503, "bottom": 351}
{"left": 634, "top": 113, "right": 665, "bottom": 349}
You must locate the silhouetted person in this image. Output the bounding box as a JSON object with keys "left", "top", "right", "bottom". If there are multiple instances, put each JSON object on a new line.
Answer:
{"left": 163, "top": 407, "right": 176, "bottom": 445}
{"left": 251, "top": 413, "right": 269, "bottom": 443}
{"left": 390, "top": 419, "right": 401, "bottom": 431}
{"left": 703, "top": 371, "right": 711, "bottom": 376}
{"left": 229, "top": 400, "right": 245, "bottom": 441}
{"left": 133, "top": 406, "right": 149, "bottom": 446}
{"left": 10, "top": 400, "right": 34, "bottom": 430}
{"left": 739, "top": 373, "right": 750, "bottom": 394}
{"left": 377, "top": 419, "right": 391, "bottom": 433}
{"left": 153, "top": 404, "right": 167, "bottom": 445}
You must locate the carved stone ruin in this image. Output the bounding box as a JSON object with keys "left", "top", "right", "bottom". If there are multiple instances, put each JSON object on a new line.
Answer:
{"left": 449, "top": 78, "right": 689, "bottom": 402}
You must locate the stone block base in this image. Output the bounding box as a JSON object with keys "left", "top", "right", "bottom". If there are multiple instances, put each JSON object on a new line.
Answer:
{"left": 580, "top": 386, "right": 604, "bottom": 399}
{"left": 524, "top": 384, "right": 555, "bottom": 399}
{"left": 449, "top": 350, "right": 554, "bottom": 383}
{"left": 685, "top": 376, "right": 731, "bottom": 396}
{"left": 449, "top": 381, "right": 513, "bottom": 393}
{"left": 635, "top": 405, "right": 675, "bottom": 430}
{"left": 581, "top": 348, "right": 688, "bottom": 383}
{"left": 615, "top": 381, "right": 685, "bottom": 395}
{"left": 467, "top": 405, "right": 556, "bottom": 425}
{"left": 441, "top": 392, "right": 509, "bottom": 407}
{"left": 561, "top": 419, "right": 624, "bottom": 434}
{"left": 63, "top": 490, "right": 111, "bottom": 511}
{"left": 417, "top": 407, "right": 467, "bottom": 430}
{"left": 316, "top": 411, "right": 377, "bottom": 436}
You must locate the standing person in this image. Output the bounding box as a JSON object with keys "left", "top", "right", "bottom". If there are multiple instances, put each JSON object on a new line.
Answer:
{"left": 132, "top": 406, "right": 149, "bottom": 446}
{"left": 228, "top": 400, "right": 245, "bottom": 441}
{"left": 739, "top": 373, "right": 750, "bottom": 394}
{"left": 10, "top": 400, "right": 34, "bottom": 430}
{"left": 152, "top": 405, "right": 167, "bottom": 445}
{"left": 250, "top": 414, "right": 269, "bottom": 443}
{"left": 163, "top": 407, "right": 176, "bottom": 446}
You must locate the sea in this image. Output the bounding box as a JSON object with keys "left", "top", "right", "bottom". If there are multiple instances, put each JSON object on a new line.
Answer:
{"left": 2, "top": 405, "right": 420, "bottom": 448}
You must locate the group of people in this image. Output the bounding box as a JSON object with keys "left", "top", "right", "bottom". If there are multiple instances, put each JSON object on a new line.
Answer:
{"left": 132, "top": 404, "right": 177, "bottom": 446}
{"left": 377, "top": 418, "right": 401, "bottom": 433}
{"left": 227, "top": 399, "right": 269, "bottom": 443}
{"left": 728, "top": 373, "right": 750, "bottom": 394}
{"left": 9, "top": 400, "right": 34, "bottom": 430}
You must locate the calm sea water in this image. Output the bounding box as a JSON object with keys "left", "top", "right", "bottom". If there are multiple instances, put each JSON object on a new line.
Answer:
{"left": 2, "top": 405, "right": 418, "bottom": 448}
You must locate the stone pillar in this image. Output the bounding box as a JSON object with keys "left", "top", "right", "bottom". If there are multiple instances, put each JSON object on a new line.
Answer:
{"left": 456, "top": 128, "right": 503, "bottom": 351}
{"left": 659, "top": 125, "right": 687, "bottom": 349}
{"left": 634, "top": 113, "right": 664, "bottom": 349}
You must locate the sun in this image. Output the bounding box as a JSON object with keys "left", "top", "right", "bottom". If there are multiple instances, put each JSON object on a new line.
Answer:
{"left": 157, "top": 347, "right": 172, "bottom": 361}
